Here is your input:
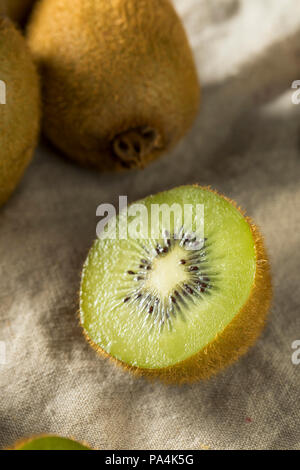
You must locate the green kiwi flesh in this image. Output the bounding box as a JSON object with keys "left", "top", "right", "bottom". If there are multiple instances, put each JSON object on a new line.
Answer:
{"left": 80, "top": 186, "right": 268, "bottom": 378}
{"left": 14, "top": 436, "right": 90, "bottom": 450}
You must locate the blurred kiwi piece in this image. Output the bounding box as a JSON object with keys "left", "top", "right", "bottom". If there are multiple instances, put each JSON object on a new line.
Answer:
{"left": 27, "top": 0, "right": 200, "bottom": 171}
{"left": 0, "top": 18, "right": 40, "bottom": 207}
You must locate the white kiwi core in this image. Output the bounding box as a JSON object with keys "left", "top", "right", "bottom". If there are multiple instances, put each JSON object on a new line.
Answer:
{"left": 145, "top": 246, "right": 188, "bottom": 298}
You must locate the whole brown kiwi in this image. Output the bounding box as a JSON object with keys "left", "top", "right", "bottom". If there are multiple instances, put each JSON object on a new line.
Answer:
{"left": 27, "top": 0, "right": 200, "bottom": 171}
{"left": 0, "top": 17, "right": 40, "bottom": 207}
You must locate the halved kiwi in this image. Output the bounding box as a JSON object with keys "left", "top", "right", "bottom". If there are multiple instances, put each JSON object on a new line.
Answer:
{"left": 80, "top": 186, "right": 272, "bottom": 384}
{"left": 12, "top": 435, "right": 91, "bottom": 450}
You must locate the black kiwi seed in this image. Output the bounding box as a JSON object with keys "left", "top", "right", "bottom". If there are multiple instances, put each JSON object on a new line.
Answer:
{"left": 189, "top": 266, "right": 199, "bottom": 272}
{"left": 184, "top": 285, "right": 193, "bottom": 295}
{"left": 128, "top": 270, "right": 135, "bottom": 275}
{"left": 124, "top": 297, "right": 130, "bottom": 302}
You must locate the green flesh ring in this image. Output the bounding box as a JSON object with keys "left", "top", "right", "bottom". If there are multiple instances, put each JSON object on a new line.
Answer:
{"left": 15, "top": 436, "right": 90, "bottom": 450}
{"left": 80, "top": 186, "right": 257, "bottom": 370}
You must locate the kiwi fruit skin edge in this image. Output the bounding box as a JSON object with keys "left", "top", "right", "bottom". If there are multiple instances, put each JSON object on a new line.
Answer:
{"left": 27, "top": 0, "right": 200, "bottom": 171}
{"left": 0, "top": 0, "right": 36, "bottom": 25}
{"left": 0, "top": 17, "right": 40, "bottom": 207}
{"left": 10, "top": 435, "right": 92, "bottom": 450}
{"left": 80, "top": 186, "right": 272, "bottom": 385}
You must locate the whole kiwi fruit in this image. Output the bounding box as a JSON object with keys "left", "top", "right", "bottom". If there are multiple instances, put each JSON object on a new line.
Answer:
{"left": 0, "top": 17, "right": 40, "bottom": 207}
{"left": 80, "top": 186, "right": 272, "bottom": 384}
{"left": 27, "top": 0, "right": 200, "bottom": 171}
{"left": 0, "top": 0, "right": 36, "bottom": 25}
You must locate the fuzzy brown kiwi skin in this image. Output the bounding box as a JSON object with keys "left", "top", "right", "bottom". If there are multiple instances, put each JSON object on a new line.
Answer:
{"left": 79, "top": 186, "right": 272, "bottom": 385}
{"left": 0, "top": 18, "right": 40, "bottom": 207}
{"left": 27, "top": 0, "right": 200, "bottom": 171}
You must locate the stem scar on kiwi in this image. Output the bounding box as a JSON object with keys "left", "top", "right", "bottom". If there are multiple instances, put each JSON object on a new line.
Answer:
{"left": 27, "top": 0, "right": 200, "bottom": 171}
{"left": 112, "top": 126, "right": 163, "bottom": 169}
{"left": 79, "top": 186, "right": 272, "bottom": 384}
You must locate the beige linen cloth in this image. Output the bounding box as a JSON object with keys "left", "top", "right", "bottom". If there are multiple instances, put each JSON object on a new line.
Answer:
{"left": 0, "top": 0, "right": 300, "bottom": 450}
